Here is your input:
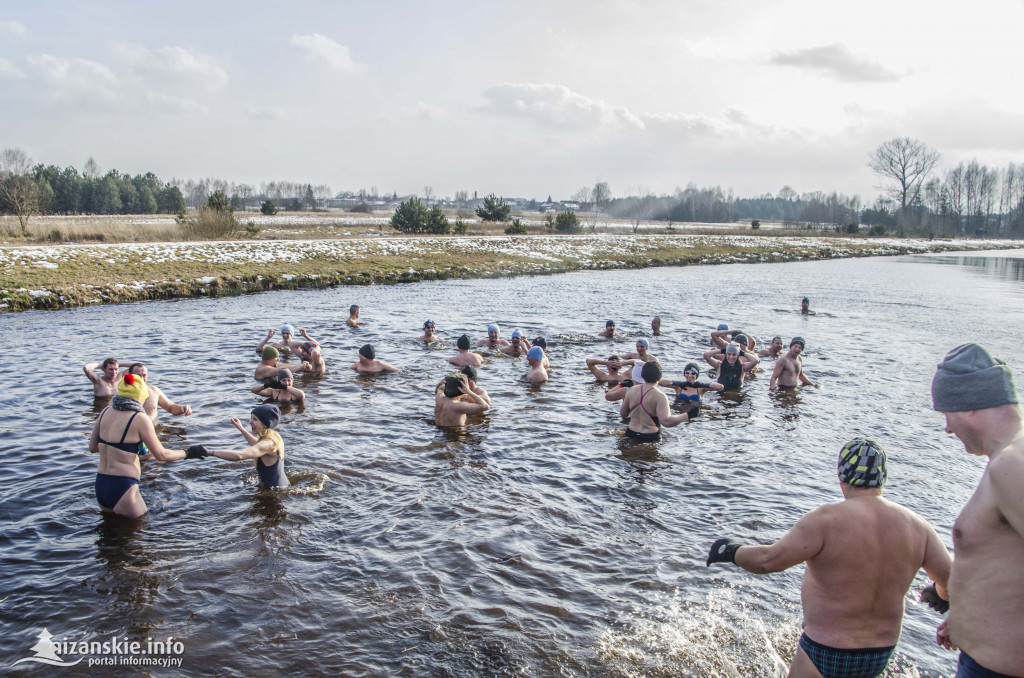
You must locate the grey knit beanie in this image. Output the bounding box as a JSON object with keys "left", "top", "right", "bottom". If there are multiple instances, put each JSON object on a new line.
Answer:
{"left": 932, "top": 343, "right": 1018, "bottom": 412}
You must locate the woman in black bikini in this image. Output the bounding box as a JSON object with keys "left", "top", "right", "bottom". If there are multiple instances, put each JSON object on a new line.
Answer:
{"left": 90, "top": 374, "right": 207, "bottom": 519}
{"left": 618, "top": 362, "right": 690, "bottom": 442}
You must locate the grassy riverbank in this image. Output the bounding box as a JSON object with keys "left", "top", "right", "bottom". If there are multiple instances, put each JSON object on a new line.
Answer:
{"left": 0, "top": 232, "right": 1018, "bottom": 312}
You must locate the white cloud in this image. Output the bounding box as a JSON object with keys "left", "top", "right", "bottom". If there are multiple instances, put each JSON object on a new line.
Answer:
{"left": 111, "top": 42, "right": 228, "bottom": 89}
{"left": 0, "top": 20, "right": 27, "bottom": 37}
{"left": 770, "top": 44, "right": 901, "bottom": 83}
{"left": 289, "top": 33, "right": 362, "bottom": 73}
{"left": 144, "top": 91, "right": 209, "bottom": 115}
{"left": 0, "top": 58, "right": 25, "bottom": 79}
{"left": 411, "top": 102, "right": 446, "bottom": 121}
{"left": 479, "top": 83, "right": 645, "bottom": 131}
{"left": 24, "top": 54, "right": 120, "bottom": 103}
{"left": 245, "top": 105, "right": 289, "bottom": 121}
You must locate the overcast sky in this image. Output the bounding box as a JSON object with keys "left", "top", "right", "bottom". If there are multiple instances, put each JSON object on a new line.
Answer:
{"left": 2, "top": 0, "right": 1023, "bottom": 203}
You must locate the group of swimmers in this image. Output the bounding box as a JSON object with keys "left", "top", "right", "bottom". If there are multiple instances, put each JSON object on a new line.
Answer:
{"left": 81, "top": 295, "right": 1024, "bottom": 678}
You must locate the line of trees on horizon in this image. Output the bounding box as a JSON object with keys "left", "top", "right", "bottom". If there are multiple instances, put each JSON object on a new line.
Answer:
{"left": 4, "top": 139, "right": 1024, "bottom": 238}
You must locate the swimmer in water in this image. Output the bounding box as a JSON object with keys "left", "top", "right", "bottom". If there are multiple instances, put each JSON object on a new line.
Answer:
{"left": 712, "top": 328, "right": 757, "bottom": 352}
{"left": 502, "top": 329, "right": 529, "bottom": 356}
{"left": 770, "top": 337, "right": 816, "bottom": 390}
{"left": 292, "top": 328, "right": 325, "bottom": 374}
{"left": 417, "top": 320, "right": 439, "bottom": 343}
{"left": 459, "top": 365, "right": 490, "bottom": 405}
{"left": 598, "top": 320, "right": 616, "bottom": 338}
{"left": 622, "top": 338, "right": 656, "bottom": 363}
{"left": 477, "top": 323, "right": 510, "bottom": 348}
{"left": 659, "top": 362, "right": 724, "bottom": 419}
{"left": 255, "top": 346, "right": 298, "bottom": 382}
{"left": 90, "top": 373, "right": 207, "bottom": 518}
{"left": 450, "top": 334, "right": 484, "bottom": 367}
{"left": 651, "top": 316, "right": 662, "bottom": 336}
{"left": 434, "top": 373, "right": 490, "bottom": 427}
{"left": 618, "top": 361, "right": 690, "bottom": 441}
{"left": 207, "top": 405, "right": 289, "bottom": 488}
{"left": 250, "top": 368, "right": 305, "bottom": 403}
{"left": 122, "top": 362, "right": 192, "bottom": 424}
{"left": 350, "top": 344, "right": 400, "bottom": 373}
{"left": 801, "top": 297, "right": 816, "bottom": 315}
{"left": 526, "top": 346, "right": 548, "bottom": 384}
{"left": 83, "top": 358, "right": 122, "bottom": 397}
{"left": 703, "top": 341, "right": 760, "bottom": 391}
{"left": 532, "top": 337, "right": 551, "bottom": 369}
{"left": 585, "top": 355, "right": 633, "bottom": 383}
{"left": 707, "top": 437, "right": 951, "bottom": 678}
{"left": 346, "top": 304, "right": 360, "bottom": 327}
{"left": 758, "top": 336, "right": 785, "bottom": 359}
{"left": 256, "top": 324, "right": 301, "bottom": 357}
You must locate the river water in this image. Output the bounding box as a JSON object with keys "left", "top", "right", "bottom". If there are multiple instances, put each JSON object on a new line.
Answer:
{"left": 3, "top": 250, "right": 1022, "bottom": 677}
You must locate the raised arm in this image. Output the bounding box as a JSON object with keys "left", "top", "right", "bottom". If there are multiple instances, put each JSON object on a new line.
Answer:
{"left": 256, "top": 329, "right": 274, "bottom": 355}
{"left": 703, "top": 348, "right": 723, "bottom": 368}
{"left": 83, "top": 362, "right": 101, "bottom": 384}
{"left": 654, "top": 392, "right": 688, "bottom": 427}
{"left": 298, "top": 328, "right": 319, "bottom": 345}
{"left": 231, "top": 417, "right": 259, "bottom": 445}
{"left": 585, "top": 358, "right": 607, "bottom": 380}
{"left": 453, "top": 379, "right": 489, "bottom": 415}
{"left": 740, "top": 351, "right": 761, "bottom": 373}
{"left": 710, "top": 330, "right": 731, "bottom": 349}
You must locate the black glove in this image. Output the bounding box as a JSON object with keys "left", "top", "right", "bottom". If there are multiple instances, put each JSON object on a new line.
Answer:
{"left": 919, "top": 583, "right": 949, "bottom": 613}
{"left": 706, "top": 538, "right": 741, "bottom": 566}
{"left": 185, "top": 445, "right": 211, "bottom": 459}
{"left": 265, "top": 379, "right": 285, "bottom": 390}
{"left": 693, "top": 381, "right": 711, "bottom": 389}
{"left": 620, "top": 379, "right": 634, "bottom": 388}
{"left": 686, "top": 405, "right": 700, "bottom": 420}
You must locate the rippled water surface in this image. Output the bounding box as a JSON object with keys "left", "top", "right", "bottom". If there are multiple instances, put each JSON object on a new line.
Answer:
{"left": 3, "top": 250, "right": 1023, "bottom": 677}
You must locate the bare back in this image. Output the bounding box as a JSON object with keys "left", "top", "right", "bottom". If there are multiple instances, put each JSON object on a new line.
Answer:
{"left": 93, "top": 408, "right": 146, "bottom": 479}
{"left": 802, "top": 496, "right": 938, "bottom": 648}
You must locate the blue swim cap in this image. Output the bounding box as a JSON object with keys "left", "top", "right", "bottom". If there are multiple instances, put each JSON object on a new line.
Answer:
{"left": 488, "top": 324, "right": 499, "bottom": 333}
{"left": 281, "top": 324, "right": 295, "bottom": 334}
{"left": 637, "top": 338, "right": 649, "bottom": 348}
{"left": 511, "top": 329, "right": 524, "bottom": 339}
{"left": 717, "top": 324, "right": 729, "bottom": 331}
{"left": 527, "top": 346, "right": 543, "bottom": 362}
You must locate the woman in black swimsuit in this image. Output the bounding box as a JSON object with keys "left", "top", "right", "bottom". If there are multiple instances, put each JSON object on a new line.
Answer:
{"left": 90, "top": 374, "right": 207, "bottom": 518}
{"left": 618, "top": 362, "right": 690, "bottom": 442}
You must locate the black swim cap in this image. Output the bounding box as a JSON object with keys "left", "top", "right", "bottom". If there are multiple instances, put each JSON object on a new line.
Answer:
{"left": 460, "top": 365, "right": 477, "bottom": 381}
{"left": 457, "top": 334, "right": 470, "bottom": 350}
{"left": 641, "top": 361, "right": 662, "bottom": 384}
{"left": 359, "top": 344, "right": 375, "bottom": 359}
{"left": 444, "top": 374, "right": 463, "bottom": 398}
{"left": 532, "top": 336, "right": 547, "bottom": 349}
{"left": 732, "top": 333, "right": 748, "bottom": 347}
{"left": 684, "top": 362, "right": 700, "bottom": 374}
{"left": 252, "top": 404, "right": 281, "bottom": 430}
{"left": 606, "top": 320, "right": 615, "bottom": 327}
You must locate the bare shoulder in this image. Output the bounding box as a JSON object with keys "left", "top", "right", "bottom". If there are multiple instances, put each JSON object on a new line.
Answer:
{"left": 988, "top": 449, "right": 1024, "bottom": 502}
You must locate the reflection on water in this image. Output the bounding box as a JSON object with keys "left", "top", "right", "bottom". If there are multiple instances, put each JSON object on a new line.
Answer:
{"left": 918, "top": 249, "right": 1024, "bottom": 283}
{"left": 4, "top": 252, "right": 1022, "bottom": 676}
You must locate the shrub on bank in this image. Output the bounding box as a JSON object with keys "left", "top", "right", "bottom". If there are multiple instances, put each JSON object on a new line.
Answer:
{"left": 177, "top": 206, "right": 240, "bottom": 239}
{"left": 391, "top": 197, "right": 450, "bottom": 234}
{"left": 504, "top": 218, "right": 528, "bottom": 235}
{"left": 261, "top": 200, "right": 278, "bottom": 215}
{"left": 476, "top": 194, "right": 511, "bottom": 222}
{"left": 554, "top": 210, "right": 580, "bottom": 234}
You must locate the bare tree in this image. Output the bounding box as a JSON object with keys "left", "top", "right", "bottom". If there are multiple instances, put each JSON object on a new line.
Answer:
{"left": 83, "top": 156, "right": 101, "bottom": 180}
{"left": 423, "top": 186, "right": 434, "bottom": 203}
{"left": 592, "top": 181, "right": 611, "bottom": 212}
{"left": 868, "top": 137, "right": 940, "bottom": 223}
{"left": 0, "top": 147, "right": 42, "bottom": 235}
{"left": 570, "top": 186, "right": 591, "bottom": 204}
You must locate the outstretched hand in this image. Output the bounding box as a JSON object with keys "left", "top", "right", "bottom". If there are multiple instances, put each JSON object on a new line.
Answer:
{"left": 231, "top": 417, "right": 245, "bottom": 431}
{"left": 266, "top": 329, "right": 275, "bottom": 338}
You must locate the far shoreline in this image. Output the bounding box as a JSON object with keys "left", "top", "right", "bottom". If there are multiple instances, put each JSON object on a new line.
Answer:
{"left": 1, "top": 233, "right": 1019, "bottom": 313}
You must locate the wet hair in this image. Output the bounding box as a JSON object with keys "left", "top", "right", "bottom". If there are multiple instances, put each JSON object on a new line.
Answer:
{"left": 444, "top": 374, "right": 463, "bottom": 398}
{"left": 127, "top": 362, "right": 145, "bottom": 375}
{"left": 457, "top": 334, "right": 470, "bottom": 350}
{"left": 359, "top": 344, "right": 375, "bottom": 360}
{"left": 350, "top": 304, "right": 360, "bottom": 314}
{"left": 460, "top": 365, "right": 477, "bottom": 381}
{"left": 608, "top": 355, "right": 620, "bottom": 362}
{"left": 772, "top": 336, "right": 782, "bottom": 343}
{"left": 605, "top": 320, "right": 615, "bottom": 327}
{"left": 640, "top": 361, "right": 662, "bottom": 384}
{"left": 101, "top": 358, "right": 118, "bottom": 369}
{"left": 802, "top": 297, "right": 809, "bottom": 304}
